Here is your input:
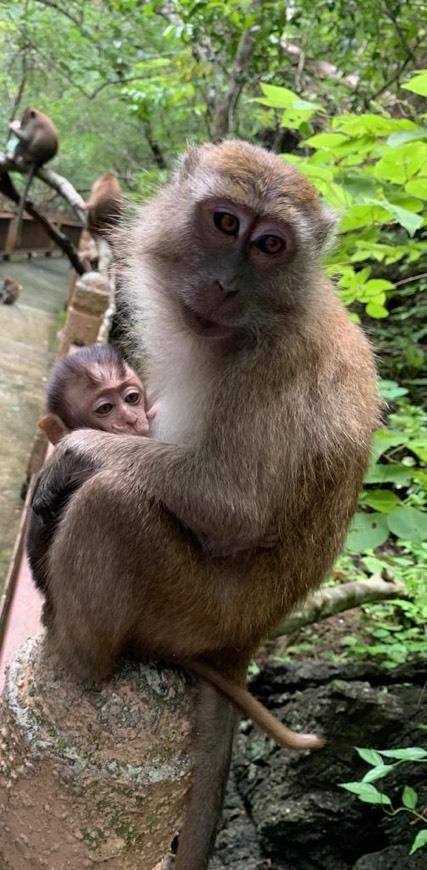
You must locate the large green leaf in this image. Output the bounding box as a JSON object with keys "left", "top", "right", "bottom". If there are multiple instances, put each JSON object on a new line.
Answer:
{"left": 410, "top": 830, "right": 427, "bottom": 855}
{"left": 380, "top": 747, "right": 427, "bottom": 761}
{"left": 403, "top": 72, "right": 427, "bottom": 97}
{"left": 370, "top": 199, "right": 424, "bottom": 236}
{"left": 362, "top": 490, "right": 402, "bottom": 513}
{"left": 346, "top": 512, "right": 389, "bottom": 552}
{"left": 387, "top": 506, "right": 427, "bottom": 542}
{"left": 364, "top": 464, "right": 413, "bottom": 486}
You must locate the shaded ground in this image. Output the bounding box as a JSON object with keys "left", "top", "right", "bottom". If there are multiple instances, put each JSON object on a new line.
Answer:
{"left": 0, "top": 256, "right": 70, "bottom": 585}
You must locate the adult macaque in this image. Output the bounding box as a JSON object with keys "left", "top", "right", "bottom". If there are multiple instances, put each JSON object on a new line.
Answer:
{"left": 0, "top": 276, "right": 20, "bottom": 304}
{"left": 28, "top": 343, "right": 322, "bottom": 752}
{"left": 86, "top": 172, "right": 122, "bottom": 238}
{"left": 9, "top": 106, "right": 58, "bottom": 244}
{"left": 32, "top": 140, "right": 379, "bottom": 870}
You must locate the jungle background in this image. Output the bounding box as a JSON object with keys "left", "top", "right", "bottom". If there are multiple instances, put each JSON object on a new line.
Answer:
{"left": 0, "top": 1, "right": 426, "bottom": 866}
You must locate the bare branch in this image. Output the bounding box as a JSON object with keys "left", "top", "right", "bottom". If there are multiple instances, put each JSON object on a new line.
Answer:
{"left": 0, "top": 171, "right": 86, "bottom": 275}
{"left": 33, "top": 0, "right": 83, "bottom": 27}
{"left": 0, "top": 153, "right": 87, "bottom": 223}
{"left": 209, "top": 0, "right": 264, "bottom": 141}
{"left": 270, "top": 576, "right": 410, "bottom": 638}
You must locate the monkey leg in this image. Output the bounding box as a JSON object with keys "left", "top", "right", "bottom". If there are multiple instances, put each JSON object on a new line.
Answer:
{"left": 174, "top": 681, "right": 236, "bottom": 870}
{"left": 46, "top": 470, "right": 269, "bottom": 679}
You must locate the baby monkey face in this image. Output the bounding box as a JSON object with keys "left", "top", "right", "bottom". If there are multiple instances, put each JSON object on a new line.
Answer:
{"left": 82, "top": 366, "right": 149, "bottom": 435}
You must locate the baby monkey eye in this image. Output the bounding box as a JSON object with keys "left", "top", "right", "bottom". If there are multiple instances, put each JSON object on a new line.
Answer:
{"left": 213, "top": 211, "right": 239, "bottom": 235}
{"left": 125, "top": 390, "right": 141, "bottom": 405}
{"left": 94, "top": 402, "right": 113, "bottom": 416}
{"left": 255, "top": 234, "right": 285, "bottom": 255}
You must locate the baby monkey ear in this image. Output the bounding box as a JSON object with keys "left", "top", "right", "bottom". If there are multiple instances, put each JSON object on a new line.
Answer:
{"left": 38, "top": 413, "right": 70, "bottom": 446}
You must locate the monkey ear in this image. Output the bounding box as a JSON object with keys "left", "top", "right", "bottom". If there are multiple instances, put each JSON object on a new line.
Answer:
{"left": 173, "top": 146, "right": 202, "bottom": 181}
{"left": 38, "top": 413, "right": 69, "bottom": 445}
{"left": 314, "top": 207, "right": 338, "bottom": 255}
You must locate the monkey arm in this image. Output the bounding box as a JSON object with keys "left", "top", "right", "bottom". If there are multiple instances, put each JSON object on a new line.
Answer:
{"left": 32, "top": 428, "right": 273, "bottom": 547}
{"left": 10, "top": 127, "right": 31, "bottom": 145}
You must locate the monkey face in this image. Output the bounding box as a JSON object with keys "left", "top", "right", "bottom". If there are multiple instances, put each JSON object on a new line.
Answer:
{"left": 69, "top": 368, "right": 149, "bottom": 436}
{"left": 130, "top": 140, "right": 336, "bottom": 341}
{"left": 178, "top": 197, "right": 297, "bottom": 338}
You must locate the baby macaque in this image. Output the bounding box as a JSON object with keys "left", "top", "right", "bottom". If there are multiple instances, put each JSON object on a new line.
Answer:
{"left": 27, "top": 344, "right": 150, "bottom": 622}
{"left": 38, "top": 343, "right": 150, "bottom": 446}
{"left": 0, "top": 276, "right": 20, "bottom": 304}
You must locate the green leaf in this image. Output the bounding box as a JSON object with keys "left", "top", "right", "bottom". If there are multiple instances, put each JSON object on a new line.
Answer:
{"left": 304, "top": 132, "right": 348, "bottom": 149}
{"left": 370, "top": 199, "right": 424, "bottom": 236}
{"left": 375, "top": 143, "right": 426, "bottom": 184}
{"left": 339, "top": 782, "right": 391, "bottom": 805}
{"left": 365, "top": 303, "right": 389, "bottom": 318}
{"left": 387, "top": 507, "right": 427, "bottom": 543}
{"left": 379, "top": 380, "right": 409, "bottom": 401}
{"left": 402, "top": 786, "right": 418, "bottom": 809}
{"left": 355, "top": 747, "right": 384, "bottom": 766}
{"left": 388, "top": 129, "right": 427, "bottom": 147}
{"left": 405, "top": 178, "right": 427, "bottom": 199}
{"left": 340, "top": 204, "right": 389, "bottom": 232}
{"left": 362, "top": 764, "right": 393, "bottom": 783}
{"left": 364, "top": 464, "right": 413, "bottom": 486}
{"left": 258, "top": 84, "right": 301, "bottom": 109}
{"left": 346, "top": 512, "right": 390, "bottom": 552}
{"left": 362, "top": 490, "right": 402, "bottom": 513}
{"left": 410, "top": 829, "right": 427, "bottom": 855}
{"left": 403, "top": 72, "right": 427, "bottom": 97}
{"left": 380, "top": 747, "right": 427, "bottom": 761}
{"left": 371, "top": 430, "right": 408, "bottom": 461}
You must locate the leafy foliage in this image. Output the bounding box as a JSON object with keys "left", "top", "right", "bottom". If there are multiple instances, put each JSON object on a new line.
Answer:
{"left": 340, "top": 744, "right": 427, "bottom": 855}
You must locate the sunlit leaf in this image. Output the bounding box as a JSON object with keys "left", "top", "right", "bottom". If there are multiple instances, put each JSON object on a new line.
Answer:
{"left": 403, "top": 72, "right": 427, "bottom": 97}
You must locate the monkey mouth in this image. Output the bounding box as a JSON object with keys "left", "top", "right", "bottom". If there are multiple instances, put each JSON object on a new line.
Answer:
{"left": 180, "top": 302, "right": 235, "bottom": 339}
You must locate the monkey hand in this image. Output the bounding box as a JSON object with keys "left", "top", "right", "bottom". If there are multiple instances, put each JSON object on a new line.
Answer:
{"left": 31, "top": 433, "right": 99, "bottom": 524}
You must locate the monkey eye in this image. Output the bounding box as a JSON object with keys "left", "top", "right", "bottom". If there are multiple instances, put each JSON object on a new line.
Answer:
{"left": 125, "top": 390, "right": 141, "bottom": 405}
{"left": 254, "top": 234, "right": 285, "bottom": 255}
{"left": 213, "top": 211, "right": 239, "bottom": 235}
{"left": 94, "top": 402, "right": 113, "bottom": 417}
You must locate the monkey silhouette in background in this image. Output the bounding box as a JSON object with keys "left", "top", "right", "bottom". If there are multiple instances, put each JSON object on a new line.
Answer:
{"left": 28, "top": 343, "right": 322, "bottom": 753}
{"left": 32, "top": 140, "right": 379, "bottom": 870}
{"left": 9, "top": 106, "right": 58, "bottom": 244}
{"left": 86, "top": 173, "right": 122, "bottom": 239}
{"left": 0, "top": 276, "right": 20, "bottom": 304}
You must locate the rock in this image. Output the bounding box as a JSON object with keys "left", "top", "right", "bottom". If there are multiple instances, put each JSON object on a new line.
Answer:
{"left": 353, "top": 844, "right": 426, "bottom": 869}
{"left": 212, "top": 659, "right": 427, "bottom": 869}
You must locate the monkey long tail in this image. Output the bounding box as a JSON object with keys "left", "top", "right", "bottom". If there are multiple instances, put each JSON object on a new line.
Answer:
{"left": 188, "top": 659, "right": 325, "bottom": 751}
{"left": 15, "top": 163, "right": 36, "bottom": 247}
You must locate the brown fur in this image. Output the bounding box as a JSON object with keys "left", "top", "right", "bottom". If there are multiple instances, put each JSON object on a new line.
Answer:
{"left": 10, "top": 106, "right": 58, "bottom": 244}
{"left": 86, "top": 173, "right": 122, "bottom": 238}
{"left": 0, "top": 277, "right": 19, "bottom": 304}
{"left": 32, "top": 140, "right": 379, "bottom": 869}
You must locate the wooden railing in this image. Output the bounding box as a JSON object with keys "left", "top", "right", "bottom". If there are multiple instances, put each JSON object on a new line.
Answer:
{"left": 0, "top": 210, "right": 82, "bottom": 257}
